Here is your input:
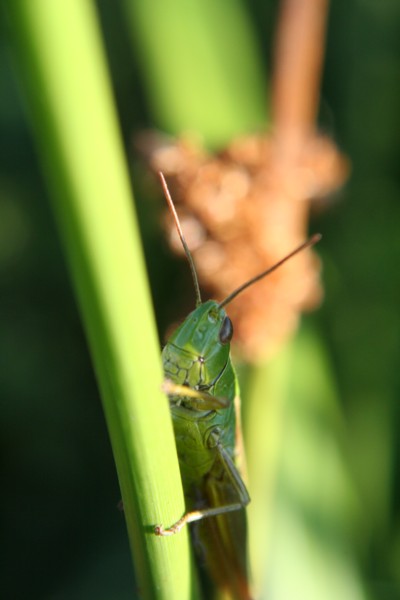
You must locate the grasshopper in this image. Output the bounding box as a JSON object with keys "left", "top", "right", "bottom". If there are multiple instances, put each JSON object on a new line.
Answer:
{"left": 156, "top": 172, "right": 320, "bottom": 599}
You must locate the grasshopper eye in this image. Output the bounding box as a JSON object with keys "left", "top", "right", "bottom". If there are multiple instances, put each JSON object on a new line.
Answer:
{"left": 219, "top": 316, "right": 233, "bottom": 344}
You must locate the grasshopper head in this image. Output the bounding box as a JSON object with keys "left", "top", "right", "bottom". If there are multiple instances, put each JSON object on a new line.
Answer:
{"left": 167, "top": 300, "right": 233, "bottom": 381}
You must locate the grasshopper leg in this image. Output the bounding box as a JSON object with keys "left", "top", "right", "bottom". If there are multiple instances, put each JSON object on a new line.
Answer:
{"left": 155, "top": 435, "right": 250, "bottom": 536}
{"left": 162, "top": 379, "right": 229, "bottom": 409}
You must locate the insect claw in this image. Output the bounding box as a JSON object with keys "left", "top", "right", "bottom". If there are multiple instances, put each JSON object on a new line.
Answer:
{"left": 154, "top": 523, "right": 181, "bottom": 536}
{"left": 161, "top": 378, "right": 172, "bottom": 394}
{"left": 154, "top": 524, "right": 165, "bottom": 536}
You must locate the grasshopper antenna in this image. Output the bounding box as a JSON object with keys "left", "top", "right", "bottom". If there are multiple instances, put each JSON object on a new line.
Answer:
{"left": 159, "top": 172, "right": 202, "bottom": 306}
{"left": 218, "top": 234, "right": 322, "bottom": 309}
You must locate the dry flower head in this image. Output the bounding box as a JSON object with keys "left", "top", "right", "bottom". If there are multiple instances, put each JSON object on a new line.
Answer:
{"left": 140, "top": 132, "right": 348, "bottom": 362}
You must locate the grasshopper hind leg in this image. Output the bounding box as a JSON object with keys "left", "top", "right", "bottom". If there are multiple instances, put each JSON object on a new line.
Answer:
{"left": 154, "top": 436, "right": 250, "bottom": 536}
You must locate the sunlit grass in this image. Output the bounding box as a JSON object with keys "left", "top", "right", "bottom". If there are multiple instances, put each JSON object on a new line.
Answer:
{"left": 7, "top": 1, "right": 196, "bottom": 598}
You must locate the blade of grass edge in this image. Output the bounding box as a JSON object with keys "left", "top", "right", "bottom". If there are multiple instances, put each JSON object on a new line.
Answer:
{"left": 5, "top": 1, "right": 197, "bottom": 598}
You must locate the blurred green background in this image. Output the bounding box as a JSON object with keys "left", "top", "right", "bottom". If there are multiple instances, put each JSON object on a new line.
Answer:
{"left": 1, "top": 1, "right": 399, "bottom": 599}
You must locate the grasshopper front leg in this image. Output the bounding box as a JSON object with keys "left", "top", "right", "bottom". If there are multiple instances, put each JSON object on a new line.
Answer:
{"left": 162, "top": 379, "right": 229, "bottom": 410}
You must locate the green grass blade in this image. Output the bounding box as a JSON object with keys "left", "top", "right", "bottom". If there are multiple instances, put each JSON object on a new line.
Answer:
{"left": 123, "top": 0, "right": 267, "bottom": 148}
{"left": 243, "top": 324, "right": 365, "bottom": 599}
{"left": 6, "top": 1, "right": 196, "bottom": 598}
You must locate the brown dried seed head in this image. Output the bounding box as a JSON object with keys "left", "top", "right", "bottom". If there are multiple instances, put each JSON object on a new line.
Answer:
{"left": 143, "top": 132, "right": 347, "bottom": 362}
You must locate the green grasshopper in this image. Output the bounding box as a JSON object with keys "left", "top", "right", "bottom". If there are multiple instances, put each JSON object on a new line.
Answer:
{"left": 155, "top": 172, "right": 321, "bottom": 599}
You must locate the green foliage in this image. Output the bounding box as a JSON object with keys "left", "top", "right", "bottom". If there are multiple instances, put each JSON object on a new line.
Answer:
{"left": 1, "top": 0, "right": 399, "bottom": 599}
{"left": 5, "top": 1, "right": 194, "bottom": 598}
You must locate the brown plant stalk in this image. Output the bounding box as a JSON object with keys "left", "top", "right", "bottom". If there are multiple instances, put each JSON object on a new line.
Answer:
{"left": 139, "top": 0, "right": 348, "bottom": 362}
